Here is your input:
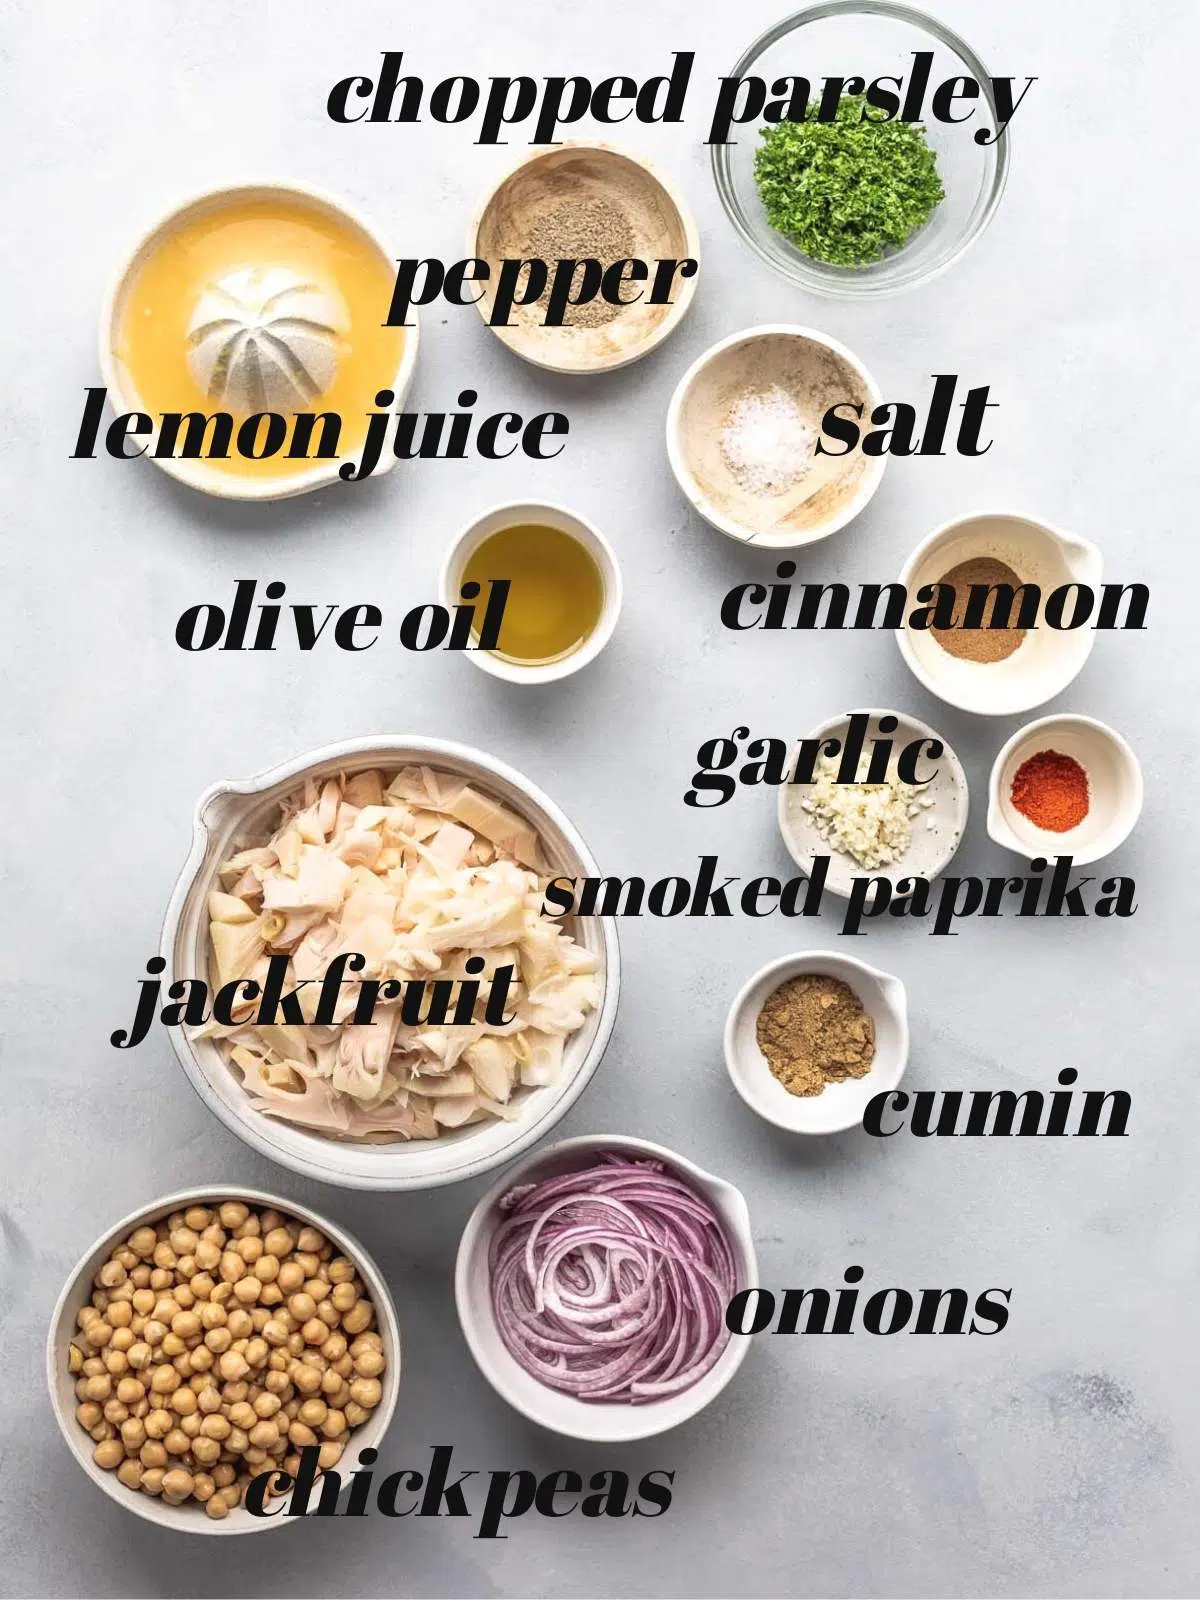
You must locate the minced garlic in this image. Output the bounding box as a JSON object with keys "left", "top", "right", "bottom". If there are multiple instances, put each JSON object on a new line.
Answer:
{"left": 797, "top": 753, "right": 934, "bottom": 869}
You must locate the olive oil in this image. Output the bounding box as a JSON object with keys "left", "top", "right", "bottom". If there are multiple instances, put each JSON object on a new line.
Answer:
{"left": 463, "top": 523, "right": 604, "bottom": 665}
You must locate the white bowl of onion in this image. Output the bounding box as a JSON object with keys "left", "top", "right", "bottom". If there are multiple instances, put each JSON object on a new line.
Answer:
{"left": 455, "top": 1135, "right": 757, "bottom": 1443}
{"left": 161, "top": 736, "right": 620, "bottom": 1191}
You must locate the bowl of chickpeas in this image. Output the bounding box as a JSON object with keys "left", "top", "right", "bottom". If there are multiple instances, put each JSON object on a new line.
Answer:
{"left": 46, "top": 1188, "right": 400, "bottom": 1533}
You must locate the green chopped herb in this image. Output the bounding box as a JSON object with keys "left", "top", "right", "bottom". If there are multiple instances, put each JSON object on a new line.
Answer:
{"left": 753, "top": 95, "right": 945, "bottom": 268}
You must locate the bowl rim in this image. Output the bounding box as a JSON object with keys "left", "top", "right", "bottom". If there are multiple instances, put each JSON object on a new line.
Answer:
{"left": 665, "top": 322, "right": 886, "bottom": 547}
{"left": 437, "top": 498, "right": 624, "bottom": 683}
{"left": 710, "top": 0, "right": 1011, "bottom": 299}
{"left": 468, "top": 139, "right": 700, "bottom": 374}
{"left": 46, "top": 1183, "right": 401, "bottom": 1535}
{"left": 776, "top": 705, "right": 969, "bottom": 896}
{"left": 723, "top": 948, "right": 909, "bottom": 1133}
{"left": 159, "top": 735, "right": 622, "bottom": 1190}
{"left": 985, "top": 712, "right": 1144, "bottom": 865}
{"left": 98, "top": 177, "right": 420, "bottom": 501}
{"left": 454, "top": 1133, "right": 757, "bottom": 1441}
{"left": 895, "top": 507, "right": 1104, "bottom": 715}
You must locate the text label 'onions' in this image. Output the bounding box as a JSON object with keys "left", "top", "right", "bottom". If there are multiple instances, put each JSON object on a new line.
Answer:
{"left": 489, "top": 1155, "right": 737, "bottom": 1404}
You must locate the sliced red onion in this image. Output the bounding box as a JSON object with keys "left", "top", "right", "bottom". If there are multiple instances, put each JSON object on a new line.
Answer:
{"left": 488, "top": 1154, "right": 737, "bottom": 1404}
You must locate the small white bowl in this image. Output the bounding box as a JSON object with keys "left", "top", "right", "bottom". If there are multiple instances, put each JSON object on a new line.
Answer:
{"left": 777, "top": 708, "right": 968, "bottom": 901}
{"left": 101, "top": 180, "right": 419, "bottom": 501}
{"left": 897, "top": 510, "right": 1104, "bottom": 715}
{"left": 161, "top": 736, "right": 620, "bottom": 1189}
{"left": 987, "top": 714, "right": 1143, "bottom": 865}
{"left": 439, "top": 501, "right": 622, "bottom": 684}
{"left": 666, "top": 325, "right": 885, "bottom": 548}
{"left": 724, "top": 951, "right": 908, "bottom": 1135}
{"left": 470, "top": 142, "right": 699, "bottom": 374}
{"left": 47, "top": 1186, "right": 400, "bottom": 1534}
{"left": 454, "top": 1135, "right": 756, "bottom": 1442}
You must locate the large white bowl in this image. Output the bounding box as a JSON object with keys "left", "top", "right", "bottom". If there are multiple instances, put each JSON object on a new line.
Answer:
{"left": 455, "top": 1135, "right": 756, "bottom": 1442}
{"left": 161, "top": 737, "right": 620, "bottom": 1190}
{"left": 47, "top": 1185, "right": 400, "bottom": 1535}
{"left": 100, "top": 180, "right": 419, "bottom": 501}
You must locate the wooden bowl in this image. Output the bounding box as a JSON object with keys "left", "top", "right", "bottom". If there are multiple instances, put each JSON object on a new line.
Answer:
{"left": 471, "top": 143, "right": 699, "bottom": 374}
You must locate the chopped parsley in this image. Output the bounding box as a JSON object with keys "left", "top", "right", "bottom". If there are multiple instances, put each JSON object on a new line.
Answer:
{"left": 753, "top": 96, "right": 945, "bottom": 268}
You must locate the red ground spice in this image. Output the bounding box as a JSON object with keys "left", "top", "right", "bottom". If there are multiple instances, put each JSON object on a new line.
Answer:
{"left": 1010, "top": 749, "right": 1089, "bottom": 832}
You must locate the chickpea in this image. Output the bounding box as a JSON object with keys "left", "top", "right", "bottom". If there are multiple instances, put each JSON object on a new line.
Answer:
{"left": 110, "top": 1326, "right": 135, "bottom": 1352}
{"left": 152, "top": 1297, "right": 181, "bottom": 1326}
{"left": 298, "top": 1398, "right": 327, "bottom": 1429}
{"left": 331, "top": 1282, "right": 359, "bottom": 1314}
{"left": 116, "top": 1377, "right": 144, "bottom": 1406}
{"left": 263, "top": 1227, "right": 292, "bottom": 1259}
{"left": 352, "top": 1345, "right": 385, "bottom": 1379}
{"left": 318, "top": 1440, "right": 345, "bottom": 1471}
{"left": 97, "top": 1260, "right": 128, "bottom": 1290}
{"left": 320, "top": 1409, "right": 347, "bottom": 1439}
{"left": 85, "top": 1320, "right": 113, "bottom": 1349}
{"left": 317, "top": 1303, "right": 340, "bottom": 1331}
{"left": 259, "top": 1284, "right": 284, "bottom": 1307}
{"left": 236, "top": 1236, "right": 264, "bottom": 1265}
{"left": 128, "top": 1226, "right": 157, "bottom": 1259}
{"left": 160, "top": 1333, "right": 185, "bottom": 1359}
{"left": 194, "top": 1240, "right": 221, "bottom": 1272}
{"left": 277, "top": 1261, "right": 305, "bottom": 1294}
{"left": 344, "top": 1402, "right": 369, "bottom": 1428}
{"left": 288, "top": 1421, "right": 318, "bottom": 1448}
{"left": 92, "top": 1291, "right": 111, "bottom": 1313}
{"left": 219, "top": 1252, "right": 247, "bottom": 1286}
{"left": 342, "top": 1302, "right": 373, "bottom": 1336}
{"left": 219, "top": 1202, "right": 249, "bottom": 1231}
{"left": 83, "top": 1374, "right": 112, "bottom": 1402}
{"left": 223, "top": 1380, "right": 250, "bottom": 1405}
{"left": 226, "top": 1400, "right": 254, "bottom": 1429}
{"left": 162, "top": 1427, "right": 189, "bottom": 1456}
{"left": 263, "top": 1318, "right": 289, "bottom": 1347}
{"left": 232, "top": 1276, "right": 261, "bottom": 1307}
{"left": 219, "top": 1351, "right": 249, "bottom": 1383}
{"left": 184, "top": 1207, "right": 211, "bottom": 1232}
{"left": 143, "top": 1319, "right": 168, "bottom": 1348}
{"left": 150, "top": 1365, "right": 180, "bottom": 1396}
{"left": 204, "top": 1494, "right": 229, "bottom": 1521}
{"left": 322, "top": 1333, "right": 348, "bottom": 1364}
{"left": 127, "top": 1341, "right": 151, "bottom": 1371}
{"left": 76, "top": 1401, "right": 103, "bottom": 1429}
{"left": 327, "top": 1256, "right": 356, "bottom": 1285}
{"left": 293, "top": 1365, "right": 323, "bottom": 1396}
{"left": 243, "top": 1446, "right": 269, "bottom": 1467}
{"left": 171, "top": 1310, "right": 201, "bottom": 1342}
{"left": 197, "top": 1387, "right": 223, "bottom": 1416}
{"left": 103, "top": 1349, "right": 130, "bottom": 1375}
{"left": 255, "top": 1256, "right": 280, "bottom": 1286}
{"left": 192, "top": 1472, "right": 216, "bottom": 1503}
{"left": 249, "top": 1419, "right": 279, "bottom": 1449}
{"left": 144, "top": 1408, "right": 172, "bottom": 1439}
{"left": 189, "top": 1273, "right": 215, "bottom": 1301}
{"left": 212, "top": 1463, "right": 235, "bottom": 1488}
{"left": 321, "top": 1369, "right": 345, "bottom": 1400}
{"left": 117, "top": 1458, "right": 144, "bottom": 1490}
{"left": 210, "top": 1282, "right": 233, "bottom": 1307}
{"left": 287, "top": 1333, "right": 306, "bottom": 1358}
{"left": 102, "top": 1399, "right": 129, "bottom": 1425}
{"left": 265, "top": 1370, "right": 290, "bottom": 1394}
{"left": 131, "top": 1289, "right": 156, "bottom": 1317}
{"left": 171, "top": 1385, "right": 198, "bottom": 1417}
{"left": 244, "top": 1337, "right": 269, "bottom": 1369}
{"left": 226, "top": 1426, "right": 250, "bottom": 1454}
{"left": 141, "top": 1467, "right": 166, "bottom": 1497}
{"left": 191, "top": 1435, "right": 222, "bottom": 1467}
{"left": 170, "top": 1227, "right": 199, "bottom": 1256}
{"left": 139, "top": 1441, "right": 167, "bottom": 1470}
{"left": 205, "top": 1327, "right": 232, "bottom": 1355}
{"left": 149, "top": 1268, "right": 173, "bottom": 1291}
{"left": 89, "top": 1421, "right": 116, "bottom": 1443}
{"left": 152, "top": 1243, "right": 177, "bottom": 1271}
{"left": 227, "top": 1309, "right": 253, "bottom": 1340}
{"left": 108, "top": 1301, "right": 133, "bottom": 1329}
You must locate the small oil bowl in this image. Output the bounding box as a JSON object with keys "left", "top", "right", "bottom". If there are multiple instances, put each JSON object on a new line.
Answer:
{"left": 724, "top": 951, "right": 908, "bottom": 1135}
{"left": 987, "top": 714, "right": 1142, "bottom": 866}
{"left": 439, "top": 500, "right": 622, "bottom": 685}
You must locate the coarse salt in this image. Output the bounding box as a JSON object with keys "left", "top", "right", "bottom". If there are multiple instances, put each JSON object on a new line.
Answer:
{"left": 719, "top": 384, "right": 814, "bottom": 495}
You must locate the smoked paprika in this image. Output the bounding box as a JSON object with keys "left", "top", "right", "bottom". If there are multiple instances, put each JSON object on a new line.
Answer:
{"left": 1010, "top": 750, "right": 1089, "bottom": 832}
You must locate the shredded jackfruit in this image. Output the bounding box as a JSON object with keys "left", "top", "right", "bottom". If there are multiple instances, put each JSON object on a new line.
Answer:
{"left": 201, "top": 766, "right": 600, "bottom": 1142}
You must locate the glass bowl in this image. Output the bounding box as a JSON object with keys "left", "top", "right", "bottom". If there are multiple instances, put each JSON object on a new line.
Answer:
{"left": 711, "top": 0, "right": 1010, "bottom": 297}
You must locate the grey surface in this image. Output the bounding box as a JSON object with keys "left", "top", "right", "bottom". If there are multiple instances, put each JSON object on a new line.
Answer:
{"left": 1, "top": 0, "right": 1194, "bottom": 1595}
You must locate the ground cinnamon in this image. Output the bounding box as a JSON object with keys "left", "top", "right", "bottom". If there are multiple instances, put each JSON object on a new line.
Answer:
{"left": 1010, "top": 750, "right": 1089, "bottom": 832}
{"left": 931, "top": 556, "right": 1028, "bottom": 662}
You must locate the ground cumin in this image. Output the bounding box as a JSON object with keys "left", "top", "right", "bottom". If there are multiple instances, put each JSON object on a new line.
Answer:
{"left": 755, "top": 974, "right": 876, "bottom": 1098}
{"left": 931, "top": 556, "right": 1028, "bottom": 663}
